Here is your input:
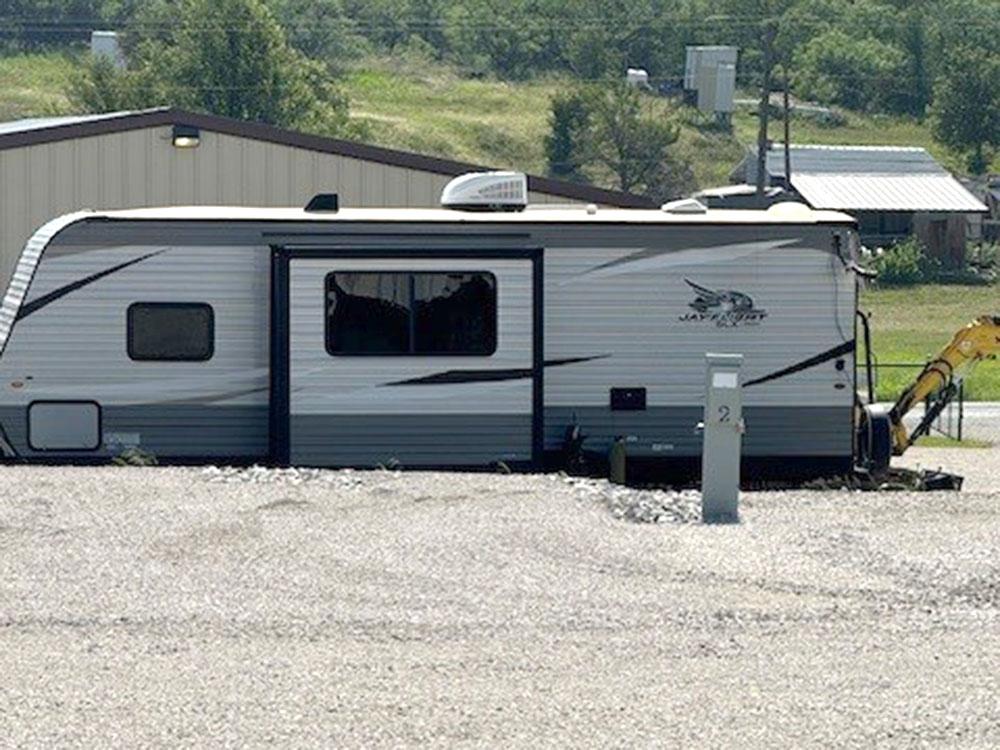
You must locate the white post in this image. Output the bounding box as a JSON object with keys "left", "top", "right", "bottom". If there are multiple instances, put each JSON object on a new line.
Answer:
{"left": 701, "top": 353, "right": 744, "bottom": 523}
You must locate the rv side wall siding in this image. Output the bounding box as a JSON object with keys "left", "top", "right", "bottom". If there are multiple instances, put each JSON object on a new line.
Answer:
{"left": 0, "top": 216, "right": 855, "bottom": 466}
{"left": 539, "top": 224, "right": 855, "bottom": 457}
{"left": 0, "top": 240, "right": 270, "bottom": 460}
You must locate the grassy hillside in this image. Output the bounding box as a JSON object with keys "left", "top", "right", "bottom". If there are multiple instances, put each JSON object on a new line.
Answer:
{"left": 344, "top": 61, "right": 747, "bottom": 189}
{"left": 3, "top": 51, "right": 991, "bottom": 190}
{"left": 859, "top": 284, "right": 1000, "bottom": 402}
{"left": 344, "top": 64, "right": 559, "bottom": 173}
{"left": 0, "top": 53, "right": 76, "bottom": 121}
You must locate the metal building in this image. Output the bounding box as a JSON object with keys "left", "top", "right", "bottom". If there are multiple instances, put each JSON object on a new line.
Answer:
{"left": 733, "top": 144, "right": 988, "bottom": 261}
{"left": 0, "top": 108, "right": 650, "bottom": 290}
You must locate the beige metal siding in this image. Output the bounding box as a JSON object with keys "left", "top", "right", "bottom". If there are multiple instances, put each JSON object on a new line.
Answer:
{"left": 0, "top": 126, "right": 580, "bottom": 288}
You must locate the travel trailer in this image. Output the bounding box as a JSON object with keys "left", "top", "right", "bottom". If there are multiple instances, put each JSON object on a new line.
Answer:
{"left": 0, "top": 172, "right": 860, "bottom": 476}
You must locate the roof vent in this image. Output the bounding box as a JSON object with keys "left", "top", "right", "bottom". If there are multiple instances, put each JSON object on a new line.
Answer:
{"left": 441, "top": 171, "right": 528, "bottom": 212}
{"left": 661, "top": 197, "right": 708, "bottom": 214}
{"left": 766, "top": 201, "right": 814, "bottom": 220}
{"left": 305, "top": 193, "right": 339, "bottom": 212}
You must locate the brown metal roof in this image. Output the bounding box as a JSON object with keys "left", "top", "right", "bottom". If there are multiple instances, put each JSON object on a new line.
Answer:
{"left": 0, "top": 107, "right": 655, "bottom": 209}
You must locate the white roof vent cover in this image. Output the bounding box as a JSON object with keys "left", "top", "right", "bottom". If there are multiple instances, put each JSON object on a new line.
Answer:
{"left": 441, "top": 171, "right": 528, "bottom": 211}
{"left": 661, "top": 197, "right": 708, "bottom": 214}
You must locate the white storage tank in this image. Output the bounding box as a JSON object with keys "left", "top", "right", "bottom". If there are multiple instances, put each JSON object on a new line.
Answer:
{"left": 90, "top": 30, "right": 125, "bottom": 68}
{"left": 686, "top": 45, "right": 738, "bottom": 115}
{"left": 626, "top": 68, "right": 650, "bottom": 88}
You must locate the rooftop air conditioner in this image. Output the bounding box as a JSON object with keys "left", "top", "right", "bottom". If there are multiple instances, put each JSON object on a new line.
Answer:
{"left": 440, "top": 171, "right": 528, "bottom": 212}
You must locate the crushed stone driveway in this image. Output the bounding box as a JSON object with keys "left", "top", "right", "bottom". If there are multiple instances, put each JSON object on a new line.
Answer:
{"left": 1, "top": 463, "right": 998, "bottom": 748}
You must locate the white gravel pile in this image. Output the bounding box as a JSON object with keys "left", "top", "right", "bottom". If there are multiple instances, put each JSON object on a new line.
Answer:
{"left": 200, "top": 466, "right": 705, "bottom": 524}
{"left": 200, "top": 464, "right": 370, "bottom": 488}
{"left": 560, "top": 474, "right": 702, "bottom": 523}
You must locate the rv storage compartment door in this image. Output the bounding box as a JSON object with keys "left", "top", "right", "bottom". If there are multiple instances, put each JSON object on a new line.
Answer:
{"left": 28, "top": 401, "right": 101, "bottom": 451}
{"left": 287, "top": 256, "right": 536, "bottom": 467}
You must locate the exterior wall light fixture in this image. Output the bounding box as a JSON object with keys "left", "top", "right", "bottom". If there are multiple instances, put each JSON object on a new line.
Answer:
{"left": 172, "top": 124, "right": 200, "bottom": 148}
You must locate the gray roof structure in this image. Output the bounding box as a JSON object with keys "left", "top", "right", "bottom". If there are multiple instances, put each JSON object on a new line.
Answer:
{"left": 0, "top": 111, "right": 144, "bottom": 137}
{"left": 740, "top": 144, "right": 987, "bottom": 213}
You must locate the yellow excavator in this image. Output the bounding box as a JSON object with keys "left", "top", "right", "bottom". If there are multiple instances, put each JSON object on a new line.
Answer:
{"left": 858, "top": 315, "right": 1000, "bottom": 474}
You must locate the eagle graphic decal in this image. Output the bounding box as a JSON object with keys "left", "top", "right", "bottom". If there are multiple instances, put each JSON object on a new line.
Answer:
{"left": 681, "top": 279, "right": 768, "bottom": 327}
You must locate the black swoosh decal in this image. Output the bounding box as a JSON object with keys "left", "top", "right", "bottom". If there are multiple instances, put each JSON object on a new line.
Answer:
{"left": 583, "top": 237, "right": 806, "bottom": 277}
{"left": 0, "top": 421, "right": 19, "bottom": 458}
{"left": 15, "top": 249, "right": 167, "bottom": 321}
{"left": 388, "top": 343, "right": 852, "bottom": 390}
{"left": 384, "top": 355, "right": 610, "bottom": 386}
{"left": 743, "top": 341, "right": 855, "bottom": 387}
{"left": 149, "top": 385, "right": 271, "bottom": 406}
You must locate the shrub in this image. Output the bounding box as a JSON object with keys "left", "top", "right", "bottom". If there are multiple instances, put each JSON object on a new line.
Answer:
{"left": 944, "top": 241, "right": 1000, "bottom": 285}
{"left": 112, "top": 448, "right": 158, "bottom": 466}
{"left": 967, "top": 241, "right": 1000, "bottom": 273}
{"left": 545, "top": 90, "right": 591, "bottom": 182}
{"left": 868, "top": 237, "right": 939, "bottom": 286}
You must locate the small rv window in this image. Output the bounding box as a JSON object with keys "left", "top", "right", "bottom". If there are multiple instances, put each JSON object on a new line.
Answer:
{"left": 326, "top": 272, "right": 497, "bottom": 356}
{"left": 127, "top": 303, "right": 214, "bottom": 361}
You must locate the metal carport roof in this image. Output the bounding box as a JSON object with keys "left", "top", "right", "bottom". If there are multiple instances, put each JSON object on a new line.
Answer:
{"left": 741, "top": 144, "right": 988, "bottom": 213}
{"left": 790, "top": 172, "right": 988, "bottom": 213}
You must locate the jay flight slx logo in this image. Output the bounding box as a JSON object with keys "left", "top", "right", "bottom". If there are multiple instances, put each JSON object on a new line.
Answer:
{"left": 679, "top": 279, "right": 768, "bottom": 327}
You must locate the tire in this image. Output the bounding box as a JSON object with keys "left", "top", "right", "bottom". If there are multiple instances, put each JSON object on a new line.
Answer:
{"left": 859, "top": 407, "right": 892, "bottom": 474}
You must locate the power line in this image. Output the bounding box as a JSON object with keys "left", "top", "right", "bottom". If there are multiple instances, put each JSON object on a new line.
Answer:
{"left": 96, "top": 68, "right": 961, "bottom": 88}
{"left": 3, "top": 14, "right": 999, "bottom": 30}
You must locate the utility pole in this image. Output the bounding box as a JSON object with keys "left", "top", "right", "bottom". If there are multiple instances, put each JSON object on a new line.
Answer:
{"left": 783, "top": 66, "right": 792, "bottom": 186}
{"left": 754, "top": 19, "right": 777, "bottom": 197}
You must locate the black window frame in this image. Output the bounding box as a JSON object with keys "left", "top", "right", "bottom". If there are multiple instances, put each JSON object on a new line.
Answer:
{"left": 127, "top": 302, "right": 216, "bottom": 362}
{"left": 324, "top": 270, "right": 498, "bottom": 357}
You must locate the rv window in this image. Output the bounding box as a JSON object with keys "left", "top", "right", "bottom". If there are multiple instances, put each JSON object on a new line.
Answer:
{"left": 127, "top": 303, "right": 214, "bottom": 361}
{"left": 413, "top": 273, "right": 496, "bottom": 354}
{"left": 326, "top": 272, "right": 497, "bottom": 356}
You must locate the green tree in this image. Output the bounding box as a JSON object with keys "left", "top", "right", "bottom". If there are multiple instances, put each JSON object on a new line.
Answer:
{"left": 444, "top": 0, "right": 551, "bottom": 79}
{"left": 930, "top": 46, "right": 1000, "bottom": 174}
{"left": 589, "top": 84, "right": 691, "bottom": 199}
{"left": 544, "top": 90, "right": 590, "bottom": 181}
{"left": 70, "top": 55, "right": 169, "bottom": 112}
{"left": 549, "top": 84, "right": 693, "bottom": 201}
{"left": 0, "top": 1, "right": 108, "bottom": 50}
{"left": 269, "top": 0, "right": 367, "bottom": 64}
{"left": 793, "top": 29, "right": 908, "bottom": 112}
{"left": 341, "top": 0, "right": 413, "bottom": 50}
{"left": 70, "top": 0, "right": 358, "bottom": 137}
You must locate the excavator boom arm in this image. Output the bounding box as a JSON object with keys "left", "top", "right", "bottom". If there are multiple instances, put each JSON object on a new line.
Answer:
{"left": 887, "top": 315, "right": 1000, "bottom": 454}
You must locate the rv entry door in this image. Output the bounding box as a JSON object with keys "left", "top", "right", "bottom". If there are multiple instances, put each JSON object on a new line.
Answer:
{"left": 273, "top": 250, "right": 542, "bottom": 468}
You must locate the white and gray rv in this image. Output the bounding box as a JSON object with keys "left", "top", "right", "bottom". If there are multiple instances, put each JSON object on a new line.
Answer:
{"left": 0, "top": 172, "right": 861, "bottom": 476}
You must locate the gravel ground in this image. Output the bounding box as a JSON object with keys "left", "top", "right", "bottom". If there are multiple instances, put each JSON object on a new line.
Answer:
{"left": 898, "top": 406, "right": 1000, "bottom": 493}
{"left": 1, "top": 455, "right": 999, "bottom": 748}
